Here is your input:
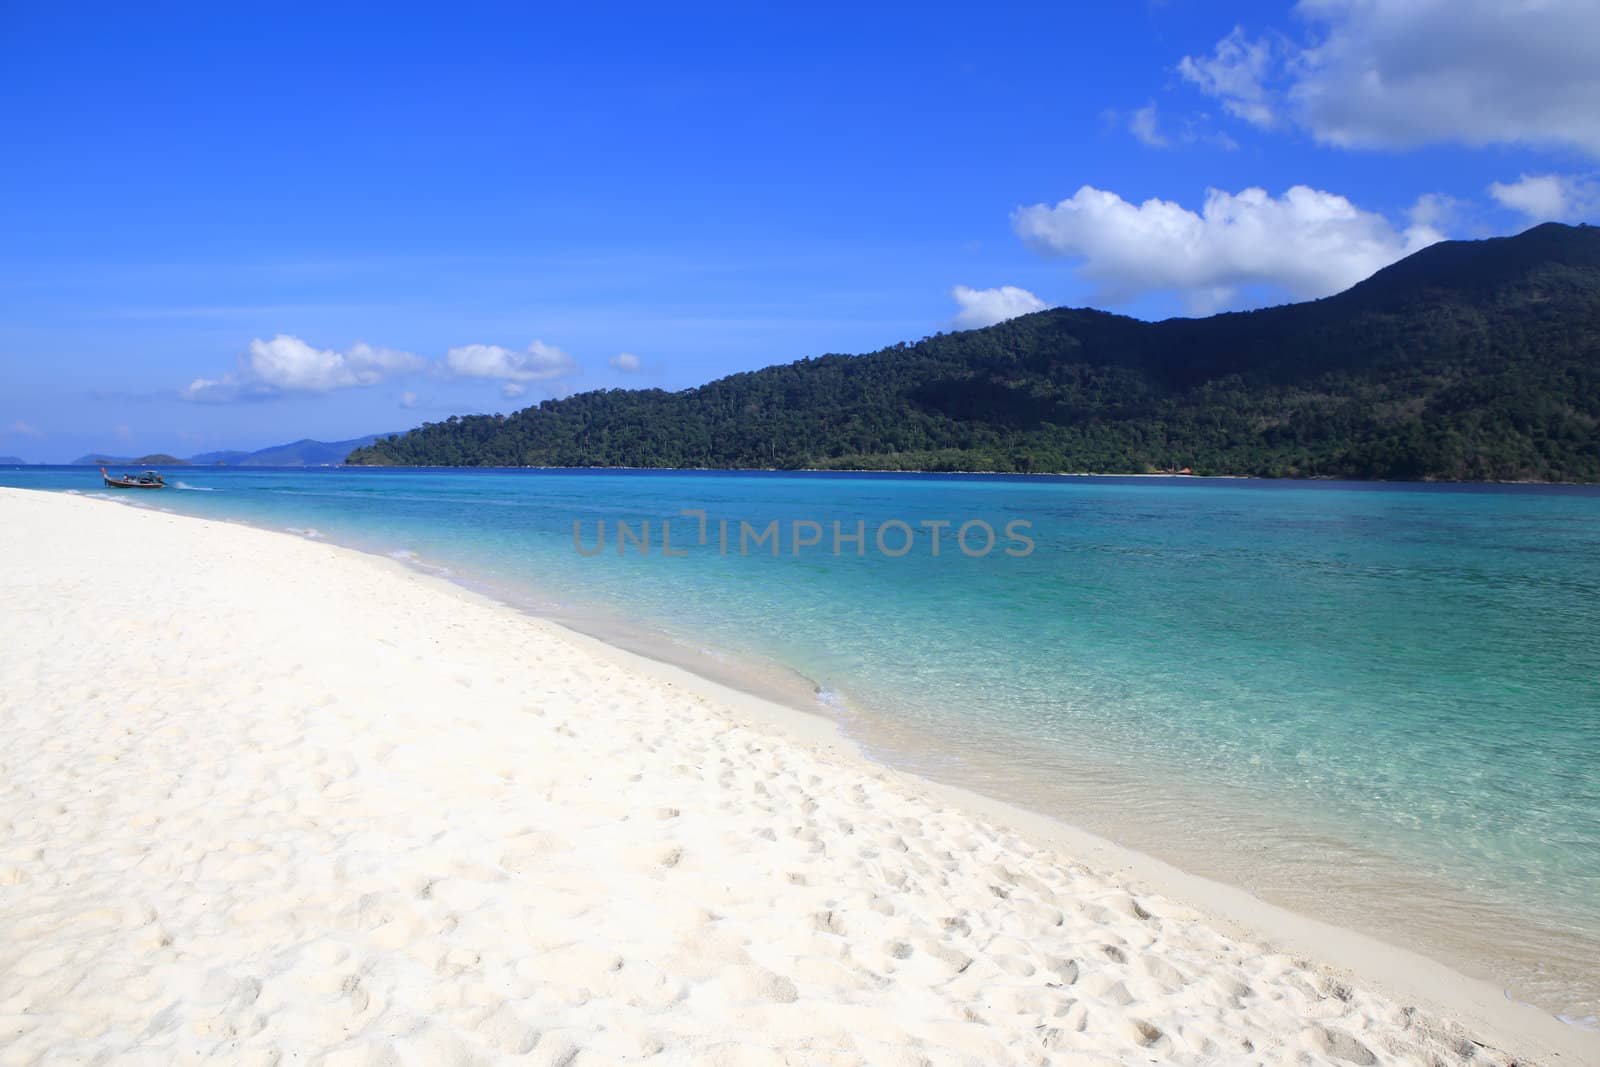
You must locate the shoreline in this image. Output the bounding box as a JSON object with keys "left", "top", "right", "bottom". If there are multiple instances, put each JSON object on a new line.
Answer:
{"left": 78, "top": 477, "right": 1600, "bottom": 1024}
{"left": 48, "top": 482, "right": 1600, "bottom": 1024}
{"left": 513, "top": 603, "right": 1600, "bottom": 1056}
{"left": 412, "top": 536, "right": 1600, "bottom": 1027}
{"left": 347, "top": 466, "right": 1600, "bottom": 488}
{"left": 2, "top": 486, "right": 1595, "bottom": 1064}
{"left": 387, "top": 539, "right": 1600, "bottom": 1055}
{"left": 16, "top": 461, "right": 1600, "bottom": 488}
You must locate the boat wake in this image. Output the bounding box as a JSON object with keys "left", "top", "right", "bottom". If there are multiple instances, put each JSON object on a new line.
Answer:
{"left": 172, "top": 481, "right": 220, "bottom": 491}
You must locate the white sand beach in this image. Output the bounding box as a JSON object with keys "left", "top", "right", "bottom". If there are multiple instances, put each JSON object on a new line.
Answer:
{"left": 1, "top": 487, "right": 1593, "bottom": 1066}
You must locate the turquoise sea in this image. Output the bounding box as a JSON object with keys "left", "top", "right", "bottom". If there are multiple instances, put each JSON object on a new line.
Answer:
{"left": 7, "top": 466, "right": 1599, "bottom": 1022}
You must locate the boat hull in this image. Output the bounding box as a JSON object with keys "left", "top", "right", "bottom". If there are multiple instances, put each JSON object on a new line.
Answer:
{"left": 100, "top": 467, "right": 165, "bottom": 489}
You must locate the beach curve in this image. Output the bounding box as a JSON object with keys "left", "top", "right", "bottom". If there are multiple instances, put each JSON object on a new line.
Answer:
{"left": 0, "top": 487, "right": 1592, "bottom": 1065}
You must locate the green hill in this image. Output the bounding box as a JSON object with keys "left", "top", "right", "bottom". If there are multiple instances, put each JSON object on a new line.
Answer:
{"left": 349, "top": 223, "right": 1600, "bottom": 482}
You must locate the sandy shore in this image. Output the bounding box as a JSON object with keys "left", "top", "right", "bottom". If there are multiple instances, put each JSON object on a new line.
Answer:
{"left": 0, "top": 488, "right": 1592, "bottom": 1066}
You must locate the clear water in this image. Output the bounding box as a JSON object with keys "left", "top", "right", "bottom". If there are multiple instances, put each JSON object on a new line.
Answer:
{"left": 7, "top": 465, "right": 1599, "bottom": 1021}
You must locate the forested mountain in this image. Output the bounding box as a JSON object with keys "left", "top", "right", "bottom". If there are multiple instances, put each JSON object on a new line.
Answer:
{"left": 349, "top": 223, "right": 1600, "bottom": 481}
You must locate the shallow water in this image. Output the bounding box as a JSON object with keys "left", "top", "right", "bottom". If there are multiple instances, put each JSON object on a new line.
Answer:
{"left": 9, "top": 465, "right": 1599, "bottom": 1020}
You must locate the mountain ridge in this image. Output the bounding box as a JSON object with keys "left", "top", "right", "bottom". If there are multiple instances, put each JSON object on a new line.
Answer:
{"left": 73, "top": 434, "right": 397, "bottom": 468}
{"left": 349, "top": 222, "right": 1600, "bottom": 481}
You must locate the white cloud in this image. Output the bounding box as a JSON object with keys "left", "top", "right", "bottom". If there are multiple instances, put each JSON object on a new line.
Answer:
{"left": 1013, "top": 184, "right": 1443, "bottom": 311}
{"left": 183, "top": 334, "right": 423, "bottom": 401}
{"left": 250, "top": 336, "right": 422, "bottom": 391}
{"left": 1488, "top": 173, "right": 1600, "bottom": 222}
{"left": 1407, "top": 192, "right": 1461, "bottom": 232}
{"left": 501, "top": 382, "right": 527, "bottom": 399}
{"left": 1181, "top": 1, "right": 1600, "bottom": 157}
{"left": 443, "top": 341, "right": 578, "bottom": 384}
{"left": 608, "top": 352, "right": 643, "bottom": 373}
{"left": 1117, "top": 102, "right": 1238, "bottom": 151}
{"left": 8, "top": 420, "right": 43, "bottom": 437}
{"left": 951, "top": 285, "right": 1048, "bottom": 329}
{"left": 1178, "top": 27, "right": 1279, "bottom": 128}
{"left": 1128, "top": 103, "right": 1167, "bottom": 147}
{"left": 400, "top": 391, "right": 418, "bottom": 408}
{"left": 183, "top": 376, "right": 232, "bottom": 401}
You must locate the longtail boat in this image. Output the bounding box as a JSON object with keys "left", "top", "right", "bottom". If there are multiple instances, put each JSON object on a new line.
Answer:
{"left": 101, "top": 467, "right": 166, "bottom": 489}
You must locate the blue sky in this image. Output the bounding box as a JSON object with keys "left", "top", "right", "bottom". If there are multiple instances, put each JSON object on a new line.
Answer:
{"left": 2, "top": 0, "right": 1597, "bottom": 462}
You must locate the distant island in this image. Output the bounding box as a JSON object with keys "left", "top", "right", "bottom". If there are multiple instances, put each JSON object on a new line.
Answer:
{"left": 350, "top": 223, "right": 1600, "bottom": 483}
{"left": 0, "top": 456, "right": 28, "bottom": 466}
{"left": 75, "top": 453, "right": 185, "bottom": 467}
{"left": 74, "top": 434, "right": 397, "bottom": 468}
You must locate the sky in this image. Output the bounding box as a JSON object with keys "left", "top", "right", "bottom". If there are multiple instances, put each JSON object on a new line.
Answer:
{"left": 2, "top": 0, "right": 1598, "bottom": 462}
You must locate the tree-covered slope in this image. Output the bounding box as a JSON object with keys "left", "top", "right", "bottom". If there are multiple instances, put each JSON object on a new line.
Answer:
{"left": 350, "top": 223, "right": 1600, "bottom": 481}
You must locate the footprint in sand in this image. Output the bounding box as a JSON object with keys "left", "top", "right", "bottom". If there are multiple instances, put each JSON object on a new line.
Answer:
{"left": 1306, "top": 1025, "right": 1378, "bottom": 1065}
{"left": 1122, "top": 1019, "right": 1165, "bottom": 1049}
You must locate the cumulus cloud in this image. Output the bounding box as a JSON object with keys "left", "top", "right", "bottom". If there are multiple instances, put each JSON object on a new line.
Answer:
{"left": 1013, "top": 184, "right": 1443, "bottom": 311}
{"left": 443, "top": 341, "right": 577, "bottom": 384}
{"left": 184, "top": 335, "right": 423, "bottom": 401}
{"left": 1488, "top": 173, "right": 1600, "bottom": 222}
{"left": 8, "top": 420, "right": 43, "bottom": 437}
{"left": 181, "top": 335, "right": 585, "bottom": 402}
{"left": 608, "top": 352, "right": 643, "bottom": 373}
{"left": 1180, "top": 1, "right": 1600, "bottom": 157}
{"left": 951, "top": 285, "right": 1049, "bottom": 328}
